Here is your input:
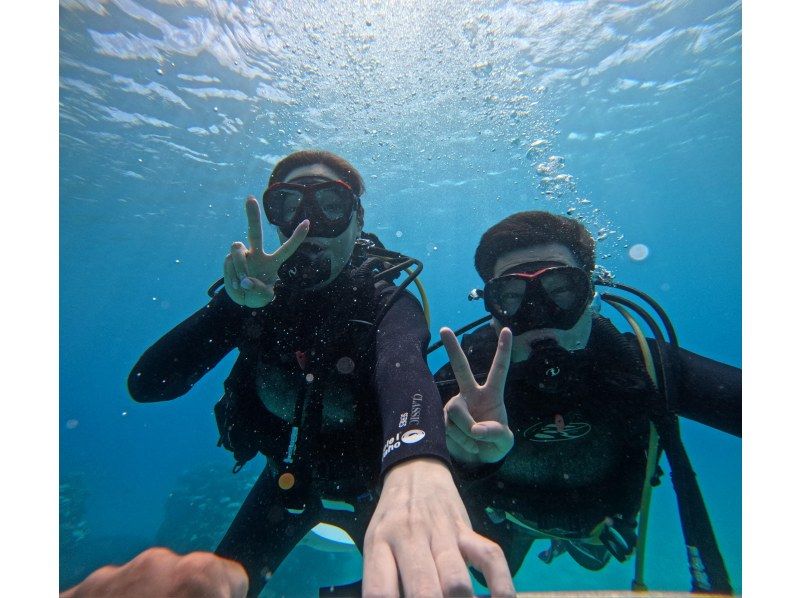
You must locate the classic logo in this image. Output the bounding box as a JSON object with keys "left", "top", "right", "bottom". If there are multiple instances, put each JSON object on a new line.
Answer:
{"left": 523, "top": 420, "right": 591, "bottom": 442}
{"left": 409, "top": 393, "right": 423, "bottom": 426}
{"left": 401, "top": 429, "right": 426, "bottom": 444}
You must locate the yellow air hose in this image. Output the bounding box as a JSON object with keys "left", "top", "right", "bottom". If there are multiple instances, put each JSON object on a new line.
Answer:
{"left": 604, "top": 299, "right": 662, "bottom": 593}
{"left": 405, "top": 267, "right": 431, "bottom": 327}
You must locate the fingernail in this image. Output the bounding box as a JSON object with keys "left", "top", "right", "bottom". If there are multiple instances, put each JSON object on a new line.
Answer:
{"left": 473, "top": 425, "right": 487, "bottom": 438}
{"left": 240, "top": 277, "right": 253, "bottom": 290}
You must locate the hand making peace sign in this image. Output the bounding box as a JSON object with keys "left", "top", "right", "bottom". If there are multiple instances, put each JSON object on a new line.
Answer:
{"left": 440, "top": 326, "right": 515, "bottom": 464}
{"left": 223, "top": 196, "right": 309, "bottom": 308}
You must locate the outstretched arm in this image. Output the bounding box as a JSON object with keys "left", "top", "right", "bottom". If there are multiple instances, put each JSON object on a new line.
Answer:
{"left": 127, "top": 291, "right": 245, "bottom": 402}
{"left": 362, "top": 292, "right": 514, "bottom": 597}
{"left": 649, "top": 338, "right": 741, "bottom": 437}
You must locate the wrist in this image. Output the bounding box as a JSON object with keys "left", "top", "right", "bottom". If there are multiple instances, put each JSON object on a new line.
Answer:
{"left": 383, "top": 457, "right": 452, "bottom": 488}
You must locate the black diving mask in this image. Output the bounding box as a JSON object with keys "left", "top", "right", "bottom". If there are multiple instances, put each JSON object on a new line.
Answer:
{"left": 263, "top": 177, "right": 360, "bottom": 239}
{"left": 475, "top": 262, "right": 592, "bottom": 335}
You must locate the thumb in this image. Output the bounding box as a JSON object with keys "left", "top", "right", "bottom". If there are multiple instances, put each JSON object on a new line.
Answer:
{"left": 471, "top": 420, "right": 512, "bottom": 444}
{"left": 445, "top": 399, "right": 478, "bottom": 436}
{"left": 244, "top": 276, "right": 275, "bottom": 296}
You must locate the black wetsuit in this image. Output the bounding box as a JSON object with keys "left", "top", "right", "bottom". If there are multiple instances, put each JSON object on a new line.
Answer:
{"left": 129, "top": 268, "right": 449, "bottom": 596}
{"left": 433, "top": 316, "right": 741, "bottom": 577}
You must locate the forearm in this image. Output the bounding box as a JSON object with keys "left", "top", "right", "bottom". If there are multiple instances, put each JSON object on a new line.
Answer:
{"left": 127, "top": 292, "right": 246, "bottom": 402}
{"left": 661, "top": 341, "right": 742, "bottom": 437}
{"left": 373, "top": 293, "right": 451, "bottom": 477}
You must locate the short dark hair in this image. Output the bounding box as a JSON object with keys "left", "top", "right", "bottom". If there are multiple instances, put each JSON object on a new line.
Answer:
{"left": 268, "top": 149, "right": 365, "bottom": 226}
{"left": 475, "top": 211, "right": 596, "bottom": 282}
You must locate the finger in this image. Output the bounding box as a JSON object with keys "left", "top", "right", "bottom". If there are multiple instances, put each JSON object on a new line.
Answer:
{"left": 445, "top": 401, "right": 479, "bottom": 439}
{"left": 270, "top": 219, "right": 309, "bottom": 264}
{"left": 223, "top": 255, "right": 242, "bottom": 298}
{"left": 459, "top": 533, "right": 515, "bottom": 598}
{"left": 180, "top": 553, "right": 249, "bottom": 598}
{"left": 394, "top": 541, "right": 441, "bottom": 598}
{"left": 431, "top": 543, "right": 473, "bottom": 597}
{"left": 484, "top": 327, "right": 512, "bottom": 393}
{"left": 218, "top": 558, "right": 249, "bottom": 598}
{"left": 440, "top": 327, "right": 478, "bottom": 391}
{"left": 471, "top": 421, "right": 513, "bottom": 448}
{"left": 446, "top": 421, "right": 479, "bottom": 455}
{"left": 230, "top": 242, "right": 249, "bottom": 282}
{"left": 59, "top": 565, "right": 119, "bottom": 597}
{"left": 242, "top": 277, "right": 275, "bottom": 306}
{"left": 245, "top": 196, "right": 264, "bottom": 254}
{"left": 362, "top": 540, "right": 400, "bottom": 598}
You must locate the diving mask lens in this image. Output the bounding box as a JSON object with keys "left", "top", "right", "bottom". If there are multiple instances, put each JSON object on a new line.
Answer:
{"left": 268, "top": 188, "right": 303, "bottom": 224}
{"left": 491, "top": 277, "right": 526, "bottom": 317}
{"left": 315, "top": 186, "right": 351, "bottom": 220}
{"left": 540, "top": 269, "right": 588, "bottom": 311}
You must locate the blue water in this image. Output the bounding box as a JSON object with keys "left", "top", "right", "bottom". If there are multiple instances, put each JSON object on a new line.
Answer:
{"left": 60, "top": 0, "right": 741, "bottom": 594}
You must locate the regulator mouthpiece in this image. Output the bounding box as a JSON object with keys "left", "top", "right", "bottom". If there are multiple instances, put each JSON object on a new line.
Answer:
{"left": 278, "top": 244, "right": 331, "bottom": 289}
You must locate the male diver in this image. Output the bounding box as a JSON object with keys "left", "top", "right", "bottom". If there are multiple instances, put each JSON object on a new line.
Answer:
{"left": 434, "top": 211, "right": 741, "bottom": 594}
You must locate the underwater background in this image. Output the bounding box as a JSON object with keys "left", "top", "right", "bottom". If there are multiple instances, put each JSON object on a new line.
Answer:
{"left": 59, "top": 0, "right": 741, "bottom": 595}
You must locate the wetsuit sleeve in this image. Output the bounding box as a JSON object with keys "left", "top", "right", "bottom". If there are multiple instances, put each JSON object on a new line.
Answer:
{"left": 373, "top": 291, "right": 451, "bottom": 477}
{"left": 657, "top": 340, "right": 742, "bottom": 437}
{"left": 127, "top": 291, "right": 251, "bottom": 402}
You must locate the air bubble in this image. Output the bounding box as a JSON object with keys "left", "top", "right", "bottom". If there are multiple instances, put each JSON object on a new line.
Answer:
{"left": 628, "top": 244, "right": 650, "bottom": 261}
{"left": 336, "top": 357, "right": 355, "bottom": 374}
